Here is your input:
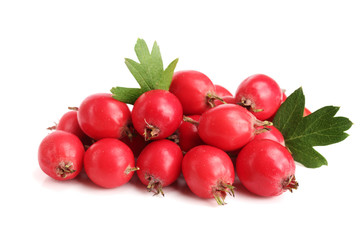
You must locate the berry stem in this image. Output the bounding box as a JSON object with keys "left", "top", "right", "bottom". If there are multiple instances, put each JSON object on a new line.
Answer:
{"left": 206, "top": 92, "right": 226, "bottom": 108}
{"left": 47, "top": 122, "right": 58, "bottom": 130}
{"left": 68, "top": 106, "right": 79, "bottom": 111}
{"left": 183, "top": 115, "right": 199, "bottom": 126}
{"left": 124, "top": 166, "right": 140, "bottom": 175}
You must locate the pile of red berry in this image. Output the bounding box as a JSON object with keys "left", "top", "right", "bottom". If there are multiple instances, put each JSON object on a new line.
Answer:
{"left": 39, "top": 71, "right": 304, "bottom": 205}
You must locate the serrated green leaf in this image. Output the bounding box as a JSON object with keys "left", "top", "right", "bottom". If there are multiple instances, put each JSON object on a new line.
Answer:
{"left": 134, "top": 38, "right": 151, "bottom": 64}
{"left": 285, "top": 140, "right": 328, "bottom": 168}
{"left": 155, "top": 58, "right": 179, "bottom": 90}
{"left": 273, "top": 87, "right": 352, "bottom": 168}
{"left": 111, "top": 87, "right": 144, "bottom": 104}
{"left": 273, "top": 87, "right": 305, "bottom": 138}
{"left": 133, "top": 39, "right": 163, "bottom": 90}
{"left": 111, "top": 39, "right": 179, "bottom": 105}
{"left": 124, "top": 58, "right": 152, "bottom": 91}
{"left": 125, "top": 39, "right": 178, "bottom": 92}
{"left": 290, "top": 106, "right": 353, "bottom": 146}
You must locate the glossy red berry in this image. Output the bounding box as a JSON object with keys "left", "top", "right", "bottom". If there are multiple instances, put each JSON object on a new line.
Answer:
{"left": 252, "top": 125, "right": 285, "bottom": 146}
{"left": 178, "top": 115, "right": 204, "bottom": 152}
{"left": 53, "top": 110, "right": 94, "bottom": 147}
{"left": 235, "top": 74, "right": 282, "bottom": 120}
{"left": 132, "top": 89, "right": 183, "bottom": 141}
{"left": 78, "top": 93, "right": 131, "bottom": 140}
{"left": 84, "top": 138, "right": 136, "bottom": 188}
{"left": 182, "top": 145, "right": 235, "bottom": 205}
{"left": 38, "top": 130, "right": 85, "bottom": 180}
{"left": 236, "top": 139, "right": 298, "bottom": 197}
{"left": 198, "top": 104, "right": 271, "bottom": 151}
{"left": 136, "top": 140, "right": 183, "bottom": 195}
{"left": 214, "top": 84, "right": 233, "bottom": 97}
{"left": 170, "top": 70, "right": 224, "bottom": 115}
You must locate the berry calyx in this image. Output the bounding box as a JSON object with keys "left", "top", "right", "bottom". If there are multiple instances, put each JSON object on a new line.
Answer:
{"left": 143, "top": 120, "right": 161, "bottom": 141}
{"left": 213, "top": 181, "right": 235, "bottom": 205}
{"left": 55, "top": 161, "right": 76, "bottom": 178}
{"left": 146, "top": 175, "right": 165, "bottom": 196}
{"left": 282, "top": 175, "right": 299, "bottom": 193}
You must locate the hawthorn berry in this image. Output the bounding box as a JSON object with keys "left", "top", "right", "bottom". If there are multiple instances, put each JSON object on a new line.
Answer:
{"left": 170, "top": 70, "right": 224, "bottom": 115}
{"left": 38, "top": 130, "right": 85, "bottom": 180}
{"left": 236, "top": 139, "right": 298, "bottom": 197}
{"left": 235, "top": 74, "right": 282, "bottom": 120}
{"left": 131, "top": 89, "right": 183, "bottom": 141}
{"left": 78, "top": 93, "right": 131, "bottom": 140}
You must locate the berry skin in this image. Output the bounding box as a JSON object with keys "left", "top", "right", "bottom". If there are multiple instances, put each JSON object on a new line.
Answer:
{"left": 38, "top": 130, "right": 85, "bottom": 180}
{"left": 170, "top": 70, "right": 223, "bottom": 115}
{"left": 235, "top": 74, "right": 282, "bottom": 120}
{"left": 54, "top": 110, "right": 94, "bottom": 147}
{"left": 178, "top": 115, "right": 204, "bottom": 152}
{"left": 78, "top": 93, "right": 131, "bottom": 140}
{"left": 214, "top": 85, "right": 233, "bottom": 97}
{"left": 84, "top": 138, "right": 136, "bottom": 188}
{"left": 198, "top": 104, "right": 271, "bottom": 151}
{"left": 303, "top": 107, "right": 311, "bottom": 117}
{"left": 136, "top": 140, "right": 183, "bottom": 196}
{"left": 132, "top": 89, "right": 183, "bottom": 141}
{"left": 182, "top": 145, "right": 235, "bottom": 205}
{"left": 252, "top": 125, "right": 285, "bottom": 146}
{"left": 236, "top": 139, "right": 298, "bottom": 197}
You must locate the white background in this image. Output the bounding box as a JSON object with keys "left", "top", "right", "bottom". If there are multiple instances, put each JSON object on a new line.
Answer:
{"left": 1, "top": 1, "right": 359, "bottom": 239}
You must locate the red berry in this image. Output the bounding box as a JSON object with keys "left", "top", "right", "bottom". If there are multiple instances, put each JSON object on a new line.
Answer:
{"left": 132, "top": 89, "right": 183, "bottom": 141}
{"left": 214, "top": 84, "right": 233, "bottom": 97}
{"left": 235, "top": 74, "right": 282, "bottom": 120}
{"left": 56, "top": 111, "right": 85, "bottom": 139}
{"left": 38, "top": 130, "right": 85, "bottom": 180}
{"left": 178, "top": 115, "right": 204, "bottom": 152}
{"left": 170, "top": 70, "right": 223, "bottom": 115}
{"left": 252, "top": 125, "right": 285, "bottom": 146}
{"left": 198, "top": 104, "right": 271, "bottom": 151}
{"left": 182, "top": 145, "right": 235, "bottom": 205}
{"left": 236, "top": 139, "right": 298, "bottom": 197}
{"left": 136, "top": 140, "right": 183, "bottom": 195}
{"left": 55, "top": 110, "right": 94, "bottom": 147}
{"left": 84, "top": 138, "right": 136, "bottom": 188}
{"left": 78, "top": 93, "right": 131, "bottom": 140}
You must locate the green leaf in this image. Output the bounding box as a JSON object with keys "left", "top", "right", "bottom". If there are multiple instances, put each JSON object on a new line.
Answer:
{"left": 112, "top": 38, "right": 179, "bottom": 103}
{"left": 273, "top": 87, "right": 352, "bottom": 168}
{"left": 156, "top": 58, "right": 179, "bottom": 90}
{"left": 110, "top": 87, "right": 145, "bottom": 104}
{"left": 285, "top": 140, "right": 328, "bottom": 168}
{"left": 124, "top": 58, "right": 152, "bottom": 91}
